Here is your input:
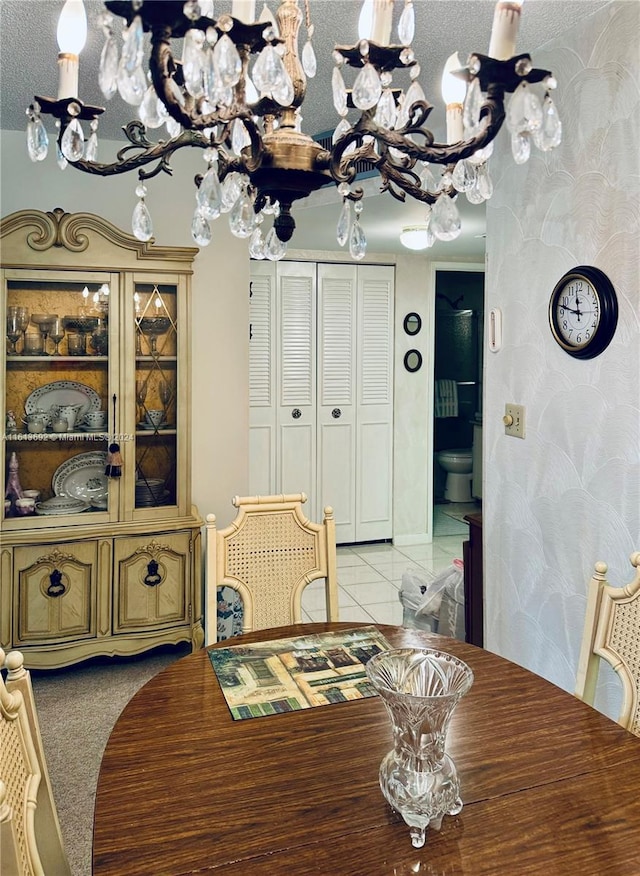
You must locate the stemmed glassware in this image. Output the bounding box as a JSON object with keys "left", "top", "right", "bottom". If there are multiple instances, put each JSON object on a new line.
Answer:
{"left": 6, "top": 310, "right": 22, "bottom": 354}
{"left": 136, "top": 378, "right": 147, "bottom": 424}
{"left": 159, "top": 379, "right": 171, "bottom": 422}
{"left": 139, "top": 316, "right": 171, "bottom": 356}
{"left": 7, "top": 306, "right": 30, "bottom": 354}
{"left": 49, "top": 317, "right": 66, "bottom": 355}
{"left": 30, "top": 313, "right": 58, "bottom": 355}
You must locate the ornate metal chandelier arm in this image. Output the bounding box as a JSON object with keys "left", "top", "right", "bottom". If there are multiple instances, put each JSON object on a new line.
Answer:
{"left": 63, "top": 127, "right": 210, "bottom": 178}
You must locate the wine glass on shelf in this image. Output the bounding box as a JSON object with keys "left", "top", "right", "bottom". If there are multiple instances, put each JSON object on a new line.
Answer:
{"left": 159, "top": 379, "right": 171, "bottom": 423}
{"left": 30, "top": 313, "right": 58, "bottom": 356}
{"left": 49, "top": 318, "right": 66, "bottom": 356}
{"left": 14, "top": 306, "right": 29, "bottom": 351}
{"left": 135, "top": 378, "right": 147, "bottom": 425}
{"left": 6, "top": 310, "right": 22, "bottom": 355}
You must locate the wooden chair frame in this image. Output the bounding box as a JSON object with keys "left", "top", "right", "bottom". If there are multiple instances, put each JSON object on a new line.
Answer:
{"left": 575, "top": 551, "right": 640, "bottom": 735}
{"left": 0, "top": 649, "right": 70, "bottom": 875}
{"left": 205, "top": 493, "right": 339, "bottom": 644}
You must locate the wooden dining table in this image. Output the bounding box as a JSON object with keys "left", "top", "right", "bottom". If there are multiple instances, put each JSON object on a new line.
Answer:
{"left": 92, "top": 623, "right": 640, "bottom": 875}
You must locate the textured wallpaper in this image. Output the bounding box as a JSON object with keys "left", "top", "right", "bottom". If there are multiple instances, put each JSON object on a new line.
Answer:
{"left": 484, "top": 1, "right": 640, "bottom": 720}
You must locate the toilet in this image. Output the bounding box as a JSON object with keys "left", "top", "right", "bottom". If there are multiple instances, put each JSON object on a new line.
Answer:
{"left": 436, "top": 448, "right": 473, "bottom": 503}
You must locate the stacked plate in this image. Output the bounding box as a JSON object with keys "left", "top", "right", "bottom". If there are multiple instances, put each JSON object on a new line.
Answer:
{"left": 135, "top": 479, "right": 171, "bottom": 507}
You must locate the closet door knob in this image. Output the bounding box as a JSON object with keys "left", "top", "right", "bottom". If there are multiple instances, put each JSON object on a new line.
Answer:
{"left": 332, "top": 408, "right": 342, "bottom": 418}
{"left": 291, "top": 409, "right": 302, "bottom": 419}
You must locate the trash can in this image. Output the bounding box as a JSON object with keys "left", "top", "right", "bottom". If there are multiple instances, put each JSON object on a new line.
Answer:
{"left": 399, "top": 559, "right": 465, "bottom": 639}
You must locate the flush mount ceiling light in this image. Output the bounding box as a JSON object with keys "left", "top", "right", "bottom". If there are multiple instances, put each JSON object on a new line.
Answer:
{"left": 400, "top": 225, "right": 434, "bottom": 251}
{"left": 27, "top": 0, "right": 562, "bottom": 262}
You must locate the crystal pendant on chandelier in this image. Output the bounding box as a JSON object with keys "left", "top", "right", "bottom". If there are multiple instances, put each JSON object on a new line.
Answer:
{"left": 352, "top": 63, "right": 382, "bottom": 111}
{"left": 452, "top": 159, "right": 476, "bottom": 193}
{"left": 61, "top": 118, "right": 85, "bottom": 163}
{"left": 99, "top": 36, "right": 119, "bottom": 100}
{"left": 197, "top": 165, "right": 223, "bottom": 220}
{"left": 533, "top": 95, "right": 562, "bottom": 151}
{"left": 336, "top": 199, "right": 351, "bottom": 247}
{"left": 85, "top": 129, "right": 99, "bottom": 163}
{"left": 332, "top": 66, "right": 348, "bottom": 116}
{"left": 139, "top": 85, "right": 166, "bottom": 129}
{"left": 132, "top": 184, "right": 153, "bottom": 242}
{"left": 191, "top": 210, "right": 212, "bottom": 247}
{"left": 26, "top": 111, "right": 49, "bottom": 162}
{"left": 397, "top": 0, "right": 416, "bottom": 46}
{"left": 431, "top": 195, "right": 461, "bottom": 242}
{"left": 117, "top": 60, "right": 146, "bottom": 106}
{"left": 183, "top": 29, "right": 206, "bottom": 99}
{"left": 349, "top": 215, "right": 366, "bottom": 261}
{"left": 265, "top": 227, "right": 287, "bottom": 261}
{"left": 463, "top": 77, "right": 483, "bottom": 134}
{"left": 229, "top": 189, "right": 256, "bottom": 238}
{"left": 213, "top": 34, "right": 242, "bottom": 88}
{"left": 511, "top": 131, "right": 531, "bottom": 164}
{"left": 56, "top": 144, "right": 68, "bottom": 170}
{"left": 249, "top": 227, "right": 266, "bottom": 259}
{"left": 302, "top": 40, "right": 317, "bottom": 78}
{"left": 122, "top": 16, "right": 144, "bottom": 74}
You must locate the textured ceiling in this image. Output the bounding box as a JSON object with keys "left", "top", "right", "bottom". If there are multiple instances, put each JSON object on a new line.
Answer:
{"left": 0, "top": 0, "right": 608, "bottom": 256}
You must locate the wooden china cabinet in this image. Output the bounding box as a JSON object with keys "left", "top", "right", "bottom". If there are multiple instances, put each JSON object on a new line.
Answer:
{"left": 1, "top": 208, "right": 203, "bottom": 668}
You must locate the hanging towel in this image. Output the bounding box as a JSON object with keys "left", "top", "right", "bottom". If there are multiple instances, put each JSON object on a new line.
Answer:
{"left": 435, "top": 380, "right": 459, "bottom": 418}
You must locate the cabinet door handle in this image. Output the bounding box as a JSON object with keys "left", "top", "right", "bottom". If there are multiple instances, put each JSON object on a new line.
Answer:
{"left": 143, "top": 559, "right": 163, "bottom": 587}
{"left": 46, "top": 569, "right": 66, "bottom": 598}
{"left": 291, "top": 408, "right": 302, "bottom": 419}
{"left": 332, "top": 408, "right": 342, "bottom": 419}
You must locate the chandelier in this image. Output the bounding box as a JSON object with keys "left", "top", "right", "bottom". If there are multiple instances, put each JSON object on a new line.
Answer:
{"left": 26, "top": 0, "right": 562, "bottom": 261}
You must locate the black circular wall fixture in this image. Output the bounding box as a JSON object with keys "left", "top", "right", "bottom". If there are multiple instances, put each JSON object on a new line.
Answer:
{"left": 404, "top": 349, "right": 423, "bottom": 373}
{"left": 403, "top": 312, "right": 422, "bottom": 336}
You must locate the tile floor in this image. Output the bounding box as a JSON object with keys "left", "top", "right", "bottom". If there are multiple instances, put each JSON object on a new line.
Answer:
{"left": 301, "top": 532, "right": 466, "bottom": 626}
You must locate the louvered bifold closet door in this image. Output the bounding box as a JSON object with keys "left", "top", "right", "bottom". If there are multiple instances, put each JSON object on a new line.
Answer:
{"left": 355, "top": 264, "right": 394, "bottom": 542}
{"left": 317, "top": 264, "right": 358, "bottom": 543}
{"left": 249, "top": 262, "right": 277, "bottom": 495}
{"left": 276, "top": 262, "right": 317, "bottom": 508}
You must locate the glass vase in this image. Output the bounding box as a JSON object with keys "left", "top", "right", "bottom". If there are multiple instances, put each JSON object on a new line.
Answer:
{"left": 366, "top": 648, "right": 474, "bottom": 849}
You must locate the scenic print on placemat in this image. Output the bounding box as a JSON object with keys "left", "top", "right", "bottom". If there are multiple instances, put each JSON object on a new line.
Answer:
{"left": 208, "top": 626, "right": 392, "bottom": 720}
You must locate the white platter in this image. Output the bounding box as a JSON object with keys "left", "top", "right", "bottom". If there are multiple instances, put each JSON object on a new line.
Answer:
{"left": 52, "top": 451, "right": 108, "bottom": 503}
{"left": 25, "top": 381, "right": 101, "bottom": 421}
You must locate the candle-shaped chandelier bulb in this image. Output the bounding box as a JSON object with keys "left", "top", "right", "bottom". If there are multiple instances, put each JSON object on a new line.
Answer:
{"left": 441, "top": 52, "right": 466, "bottom": 143}
{"left": 56, "top": 0, "right": 87, "bottom": 99}
{"left": 358, "top": 0, "right": 375, "bottom": 40}
{"left": 488, "top": 0, "right": 524, "bottom": 60}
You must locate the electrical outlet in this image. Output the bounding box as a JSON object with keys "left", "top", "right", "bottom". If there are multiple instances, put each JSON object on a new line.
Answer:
{"left": 503, "top": 403, "right": 525, "bottom": 439}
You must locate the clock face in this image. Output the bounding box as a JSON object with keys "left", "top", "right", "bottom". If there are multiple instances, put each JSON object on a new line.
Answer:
{"left": 549, "top": 266, "right": 618, "bottom": 360}
{"left": 553, "top": 277, "right": 600, "bottom": 350}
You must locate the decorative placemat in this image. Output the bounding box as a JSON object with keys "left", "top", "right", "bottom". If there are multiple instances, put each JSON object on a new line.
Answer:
{"left": 208, "top": 626, "right": 392, "bottom": 720}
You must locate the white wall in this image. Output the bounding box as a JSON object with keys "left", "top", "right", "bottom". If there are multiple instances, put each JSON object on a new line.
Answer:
{"left": 484, "top": 1, "right": 640, "bottom": 719}
{"left": 0, "top": 130, "right": 250, "bottom": 527}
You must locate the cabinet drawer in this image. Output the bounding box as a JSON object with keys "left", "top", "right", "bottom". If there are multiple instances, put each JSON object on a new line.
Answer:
{"left": 113, "top": 532, "right": 191, "bottom": 634}
{"left": 13, "top": 542, "right": 97, "bottom": 645}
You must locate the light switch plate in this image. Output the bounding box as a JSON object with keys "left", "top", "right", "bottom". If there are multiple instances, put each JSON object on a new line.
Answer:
{"left": 504, "top": 403, "right": 525, "bottom": 438}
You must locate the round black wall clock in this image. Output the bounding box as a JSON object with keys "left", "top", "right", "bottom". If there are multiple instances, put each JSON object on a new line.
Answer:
{"left": 548, "top": 265, "right": 618, "bottom": 359}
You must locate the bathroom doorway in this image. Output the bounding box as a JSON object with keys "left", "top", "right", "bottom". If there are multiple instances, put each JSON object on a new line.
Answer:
{"left": 431, "top": 265, "right": 484, "bottom": 537}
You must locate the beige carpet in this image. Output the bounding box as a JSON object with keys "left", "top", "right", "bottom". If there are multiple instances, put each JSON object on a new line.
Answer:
{"left": 30, "top": 643, "right": 191, "bottom": 876}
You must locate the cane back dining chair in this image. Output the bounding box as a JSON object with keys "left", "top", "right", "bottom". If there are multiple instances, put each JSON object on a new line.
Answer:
{"left": 205, "top": 493, "right": 339, "bottom": 644}
{"left": 575, "top": 551, "right": 640, "bottom": 736}
{"left": 0, "top": 649, "right": 71, "bottom": 875}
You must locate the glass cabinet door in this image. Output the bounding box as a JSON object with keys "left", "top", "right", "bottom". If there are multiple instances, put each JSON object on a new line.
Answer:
{"left": 3, "top": 273, "right": 114, "bottom": 522}
{"left": 133, "top": 282, "right": 178, "bottom": 511}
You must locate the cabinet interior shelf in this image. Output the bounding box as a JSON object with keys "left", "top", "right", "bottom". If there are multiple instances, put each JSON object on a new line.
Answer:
{"left": 7, "top": 355, "right": 107, "bottom": 364}
{"left": 136, "top": 355, "right": 177, "bottom": 363}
